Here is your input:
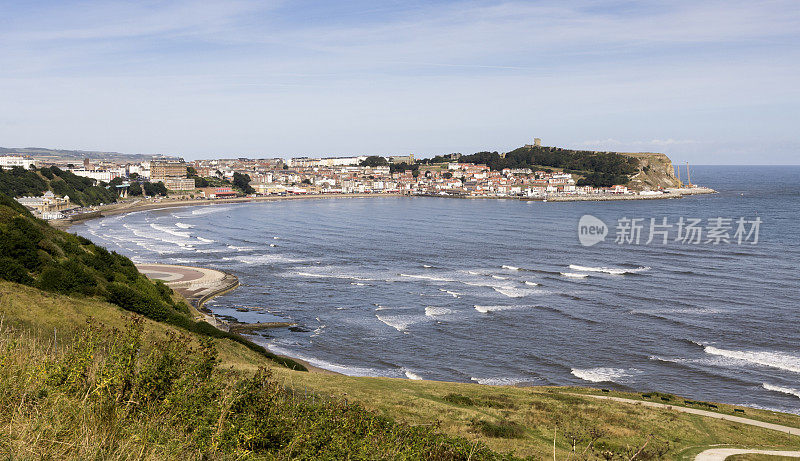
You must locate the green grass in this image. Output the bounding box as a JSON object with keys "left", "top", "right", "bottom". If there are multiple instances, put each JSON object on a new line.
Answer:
{"left": 0, "top": 295, "right": 506, "bottom": 459}
{"left": 3, "top": 281, "right": 800, "bottom": 459}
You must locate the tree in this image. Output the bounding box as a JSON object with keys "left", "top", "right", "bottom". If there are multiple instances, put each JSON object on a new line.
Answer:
{"left": 359, "top": 156, "right": 388, "bottom": 167}
{"left": 129, "top": 182, "right": 142, "bottom": 196}
{"left": 143, "top": 181, "right": 167, "bottom": 197}
{"left": 232, "top": 172, "right": 255, "bottom": 194}
{"left": 187, "top": 166, "right": 198, "bottom": 177}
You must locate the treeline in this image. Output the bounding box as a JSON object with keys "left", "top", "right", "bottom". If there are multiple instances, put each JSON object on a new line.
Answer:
{"left": 0, "top": 166, "right": 117, "bottom": 206}
{"left": 458, "top": 146, "right": 640, "bottom": 186}
{"left": 0, "top": 193, "right": 302, "bottom": 370}
{"left": 187, "top": 167, "right": 253, "bottom": 194}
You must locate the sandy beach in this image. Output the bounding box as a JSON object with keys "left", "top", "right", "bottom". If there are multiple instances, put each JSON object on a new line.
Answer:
{"left": 51, "top": 193, "right": 403, "bottom": 229}
{"left": 137, "top": 262, "right": 337, "bottom": 374}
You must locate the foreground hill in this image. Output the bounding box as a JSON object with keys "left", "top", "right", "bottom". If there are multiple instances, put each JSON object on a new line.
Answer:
{"left": 1, "top": 193, "right": 798, "bottom": 459}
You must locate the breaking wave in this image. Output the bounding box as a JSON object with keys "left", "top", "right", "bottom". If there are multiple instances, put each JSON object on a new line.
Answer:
{"left": 569, "top": 265, "right": 650, "bottom": 275}
{"left": 571, "top": 367, "right": 634, "bottom": 383}
{"left": 474, "top": 304, "right": 522, "bottom": 314}
{"left": 762, "top": 383, "right": 800, "bottom": 399}
{"left": 560, "top": 272, "right": 588, "bottom": 278}
{"left": 470, "top": 376, "right": 529, "bottom": 386}
{"left": 404, "top": 369, "right": 423, "bottom": 380}
{"left": 425, "top": 306, "right": 453, "bottom": 317}
{"left": 376, "top": 314, "right": 424, "bottom": 332}
{"left": 704, "top": 346, "right": 800, "bottom": 374}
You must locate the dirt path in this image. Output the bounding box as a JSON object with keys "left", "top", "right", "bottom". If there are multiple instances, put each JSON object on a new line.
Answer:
{"left": 694, "top": 448, "right": 800, "bottom": 460}
{"left": 577, "top": 394, "right": 800, "bottom": 437}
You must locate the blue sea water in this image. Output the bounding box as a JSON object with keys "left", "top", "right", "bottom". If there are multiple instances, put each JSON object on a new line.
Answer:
{"left": 74, "top": 166, "right": 800, "bottom": 413}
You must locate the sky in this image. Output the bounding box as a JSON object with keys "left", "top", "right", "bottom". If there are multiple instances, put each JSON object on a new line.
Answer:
{"left": 1, "top": 0, "right": 799, "bottom": 163}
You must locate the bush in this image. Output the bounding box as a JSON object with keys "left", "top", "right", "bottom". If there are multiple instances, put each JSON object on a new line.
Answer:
{"left": 38, "top": 260, "right": 96, "bottom": 296}
{"left": 471, "top": 419, "right": 526, "bottom": 439}
{"left": 0, "top": 257, "right": 34, "bottom": 285}
{"left": 444, "top": 393, "right": 475, "bottom": 406}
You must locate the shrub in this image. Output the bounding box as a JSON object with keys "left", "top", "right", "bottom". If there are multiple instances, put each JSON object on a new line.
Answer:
{"left": 471, "top": 419, "right": 526, "bottom": 439}
{"left": 444, "top": 393, "right": 475, "bottom": 406}
{"left": 0, "top": 257, "right": 34, "bottom": 285}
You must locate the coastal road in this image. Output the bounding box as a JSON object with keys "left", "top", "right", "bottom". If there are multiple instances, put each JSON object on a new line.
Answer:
{"left": 694, "top": 448, "right": 800, "bottom": 460}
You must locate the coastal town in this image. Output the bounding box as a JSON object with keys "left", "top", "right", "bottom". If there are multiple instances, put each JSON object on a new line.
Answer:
{"left": 1, "top": 142, "right": 713, "bottom": 221}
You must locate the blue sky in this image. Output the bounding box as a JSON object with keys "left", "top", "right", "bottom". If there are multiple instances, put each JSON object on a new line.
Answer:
{"left": 1, "top": 0, "right": 798, "bottom": 163}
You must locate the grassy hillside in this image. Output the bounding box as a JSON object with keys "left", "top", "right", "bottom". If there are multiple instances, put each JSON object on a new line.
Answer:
{"left": 0, "top": 192, "right": 302, "bottom": 370}
{"left": 0, "top": 283, "right": 501, "bottom": 459}
{"left": 3, "top": 282, "right": 799, "bottom": 459}
{"left": 0, "top": 165, "right": 117, "bottom": 206}
{"left": 1, "top": 193, "right": 798, "bottom": 459}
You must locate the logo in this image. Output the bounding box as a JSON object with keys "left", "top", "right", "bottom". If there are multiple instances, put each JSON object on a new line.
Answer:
{"left": 578, "top": 215, "right": 608, "bottom": 246}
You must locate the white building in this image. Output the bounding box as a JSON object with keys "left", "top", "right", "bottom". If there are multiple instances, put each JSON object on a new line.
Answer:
{"left": 0, "top": 155, "right": 37, "bottom": 169}
{"left": 290, "top": 156, "right": 367, "bottom": 168}
{"left": 69, "top": 169, "right": 117, "bottom": 183}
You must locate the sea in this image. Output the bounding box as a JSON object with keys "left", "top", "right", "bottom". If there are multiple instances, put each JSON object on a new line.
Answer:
{"left": 73, "top": 166, "right": 800, "bottom": 414}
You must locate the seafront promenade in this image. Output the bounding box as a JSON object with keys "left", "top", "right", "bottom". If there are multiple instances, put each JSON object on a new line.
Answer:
{"left": 136, "top": 263, "right": 238, "bottom": 329}
{"left": 52, "top": 186, "right": 716, "bottom": 230}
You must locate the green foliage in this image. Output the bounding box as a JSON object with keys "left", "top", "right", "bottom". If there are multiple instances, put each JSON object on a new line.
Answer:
{"left": 0, "top": 320, "right": 506, "bottom": 459}
{"left": 128, "top": 182, "right": 142, "bottom": 196}
{"left": 418, "top": 154, "right": 460, "bottom": 165}
{"left": 444, "top": 393, "right": 475, "bottom": 406}
{"left": 232, "top": 172, "right": 254, "bottom": 194}
{"left": 38, "top": 260, "right": 97, "bottom": 296}
{"left": 47, "top": 167, "right": 117, "bottom": 206}
{"left": 359, "top": 155, "right": 389, "bottom": 167}
{"left": 390, "top": 162, "right": 419, "bottom": 174}
{"left": 0, "top": 166, "right": 48, "bottom": 197}
{"left": 458, "top": 146, "right": 640, "bottom": 186}
{"left": 193, "top": 176, "right": 209, "bottom": 188}
{"left": 142, "top": 181, "right": 168, "bottom": 196}
{"left": 471, "top": 419, "right": 526, "bottom": 439}
{"left": 0, "top": 257, "right": 34, "bottom": 285}
{"left": 0, "top": 165, "right": 116, "bottom": 206}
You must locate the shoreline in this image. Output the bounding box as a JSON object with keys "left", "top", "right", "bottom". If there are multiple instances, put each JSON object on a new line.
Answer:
{"left": 136, "top": 262, "right": 338, "bottom": 375}
{"left": 51, "top": 193, "right": 406, "bottom": 230}
{"left": 52, "top": 186, "right": 716, "bottom": 230}
{"left": 76, "top": 187, "right": 717, "bottom": 377}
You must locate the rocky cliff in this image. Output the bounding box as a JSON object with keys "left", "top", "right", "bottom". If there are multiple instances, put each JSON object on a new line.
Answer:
{"left": 619, "top": 152, "right": 682, "bottom": 190}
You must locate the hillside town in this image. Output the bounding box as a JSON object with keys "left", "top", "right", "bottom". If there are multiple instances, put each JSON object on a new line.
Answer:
{"left": 1, "top": 147, "right": 705, "bottom": 220}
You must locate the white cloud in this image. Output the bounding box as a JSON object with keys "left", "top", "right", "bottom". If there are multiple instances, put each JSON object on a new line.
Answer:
{"left": 0, "top": 0, "right": 798, "bottom": 163}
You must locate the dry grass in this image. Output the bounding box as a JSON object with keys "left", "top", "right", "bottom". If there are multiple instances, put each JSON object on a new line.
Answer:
{"left": 2, "top": 281, "right": 800, "bottom": 460}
